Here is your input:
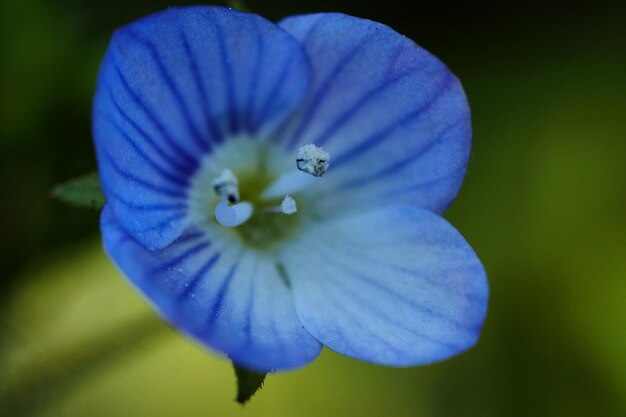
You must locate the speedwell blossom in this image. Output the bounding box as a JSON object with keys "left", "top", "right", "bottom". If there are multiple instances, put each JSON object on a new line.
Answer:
{"left": 94, "top": 6, "right": 488, "bottom": 371}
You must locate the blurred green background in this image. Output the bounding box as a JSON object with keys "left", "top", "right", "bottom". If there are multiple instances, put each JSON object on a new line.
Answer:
{"left": 1, "top": 0, "right": 625, "bottom": 416}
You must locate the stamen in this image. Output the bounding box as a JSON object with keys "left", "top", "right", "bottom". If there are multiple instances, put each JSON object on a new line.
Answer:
{"left": 212, "top": 169, "right": 239, "bottom": 203}
{"left": 215, "top": 197, "right": 253, "bottom": 227}
{"left": 296, "top": 144, "right": 330, "bottom": 177}
{"left": 212, "top": 169, "right": 253, "bottom": 227}
{"left": 261, "top": 144, "right": 331, "bottom": 200}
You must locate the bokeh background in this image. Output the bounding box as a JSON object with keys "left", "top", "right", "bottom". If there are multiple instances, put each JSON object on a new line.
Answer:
{"left": 1, "top": 0, "right": 625, "bottom": 416}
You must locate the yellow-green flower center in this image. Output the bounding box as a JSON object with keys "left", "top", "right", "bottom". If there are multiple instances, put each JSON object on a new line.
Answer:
{"left": 233, "top": 171, "right": 304, "bottom": 250}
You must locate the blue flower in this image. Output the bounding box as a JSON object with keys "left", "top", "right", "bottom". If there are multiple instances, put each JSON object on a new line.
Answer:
{"left": 94, "top": 6, "right": 488, "bottom": 372}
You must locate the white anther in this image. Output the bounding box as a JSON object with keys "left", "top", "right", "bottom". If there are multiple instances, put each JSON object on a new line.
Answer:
{"left": 296, "top": 144, "right": 330, "bottom": 177}
{"left": 215, "top": 197, "right": 253, "bottom": 227}
{"left": 261, "top": 145, "right": 331, "bottom": 200}
{"left": 280, "top": 195, "right": 297, "bottom": 215}
{"left": 212, "top": 169, "right": 239, "bottom": 203}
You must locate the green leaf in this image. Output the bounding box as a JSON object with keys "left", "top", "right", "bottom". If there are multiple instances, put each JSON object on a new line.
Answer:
{"left": 232, "top": 362, "right": 267, "bottom": 404}
{"left": 51, "top": 172, "right": 105, "bottom": 210}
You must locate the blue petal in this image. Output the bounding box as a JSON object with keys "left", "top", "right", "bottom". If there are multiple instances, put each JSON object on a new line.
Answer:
{"left": 101, "top": 205, "right": 322, "bottom": 371}
{"left": 277, "top": 13, "right": 471, "bottom": 214}
{"left": 93, "top": 6, "right": 310, "bottom": 249}
{"left": 280, "top": 205, "right": 488, "bottom": 365}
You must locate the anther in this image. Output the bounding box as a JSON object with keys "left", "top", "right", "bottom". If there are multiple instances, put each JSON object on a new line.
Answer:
{"left": 212, "top": 169, "right": 239, "bottom": 203}
{"left": 296, "top": 144, "right": 330, "bottom": 177}
{"left": 261, "top": 144, "right": 331, "bottom": 200}
{"left": 215, "top": 198, "right": 253, "bottom": 227}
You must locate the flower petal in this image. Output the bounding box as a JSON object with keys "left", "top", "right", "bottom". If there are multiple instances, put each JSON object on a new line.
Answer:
{"left": 100, "top": 205, "right": 322, "bottom": 371}
{"left": 93, "top": 6, "right": 310, "bottom": 249}
{"left": 277, "top": 13, "right": 471, "bottom": 214}
{"left": 280, "top": 205, "right": 488, "bottom": 366}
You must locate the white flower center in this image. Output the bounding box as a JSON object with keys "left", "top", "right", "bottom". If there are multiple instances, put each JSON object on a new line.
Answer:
{"left": 212, "top": 144, "right": 330, "bottom": 228}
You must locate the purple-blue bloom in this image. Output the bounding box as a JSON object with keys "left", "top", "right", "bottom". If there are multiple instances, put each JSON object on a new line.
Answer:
{"left": 94, "top": 6, "right": 488, "bottom": 372}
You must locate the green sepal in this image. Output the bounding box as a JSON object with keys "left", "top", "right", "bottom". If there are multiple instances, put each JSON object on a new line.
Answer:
{"left": 232, "top": 362, "right": 267, "bottom": 404}
{"left": 51, "top": 172, "right": 105, "bottom": 210}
